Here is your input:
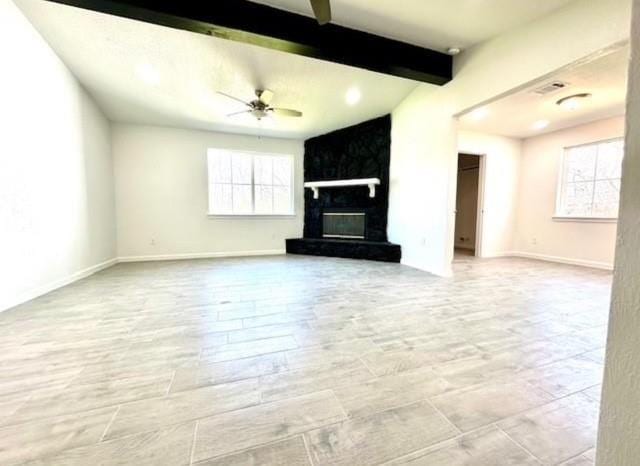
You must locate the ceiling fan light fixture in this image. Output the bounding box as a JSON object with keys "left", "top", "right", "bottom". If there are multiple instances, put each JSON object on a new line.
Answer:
{"left": 218, "top": 89, "right": 303, "bottom": 121}
{"left": 556, "top": 93, "right": 591, "bottom": 111}
{"left": 251, "top": 108, "right": 269, "bottom": 120}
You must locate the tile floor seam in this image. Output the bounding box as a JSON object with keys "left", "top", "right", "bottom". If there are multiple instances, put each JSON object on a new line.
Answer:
{"left": 189, "top": 420, "right": 199, "bottom": 465}
{"left": 193, "top": 433, "right": 321, "bottom": 465}
{"left": 301, "top": 433, "right": 316, "bottom": 466}
{"left": 99, "top": 405, "right": 121, "bottom": 442}
{"left": 165, "top": 369, "right": 177, "bottom": 396}
{"left": 494, "top": 423, "right": 546, "bottom": 464}
{"left": 559, "top": 448, "right": 598, "bottom": 466}
{"left": 424, "top": 397, "right": 463, "bottom": 435}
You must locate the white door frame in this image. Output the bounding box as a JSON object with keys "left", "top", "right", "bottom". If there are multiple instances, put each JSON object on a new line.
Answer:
{"left": 455, "top": 152, "right": 486, "bottom": 258}
{"left": 475, "top": 154, "right": 486, "bottom": 258}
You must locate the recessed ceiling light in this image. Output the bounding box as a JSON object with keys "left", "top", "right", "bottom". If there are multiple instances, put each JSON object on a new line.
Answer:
{"left": 345, "top": 87, "right": 361, "bottom": 106}
{"left": 469, "top": 107, "right": 489, "bottom": 121}
{"left": 136, "top": 63, "right": 160, "bottom": 85}
{"left": 532, "top": 120, "right": 550, "bottom": 130}
{"left": 556, "top": 93, "right": 591, "bottom": 111}
{"left": 447, "top": 47, "right": 462, "bottom": 56}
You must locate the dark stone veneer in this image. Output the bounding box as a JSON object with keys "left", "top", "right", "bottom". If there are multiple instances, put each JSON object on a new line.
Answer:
{"left": 286, "top": 238, "right": 401, "bottom": 263}
{"left": 303, "top": 115, "right": 391, "bottom": 242}
{"left": 286, "top": 115, "right": 401, "bottom": 263}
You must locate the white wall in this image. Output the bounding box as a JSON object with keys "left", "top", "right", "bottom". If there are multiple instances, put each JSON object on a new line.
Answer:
{"left": 458, "top": 131, "right": 522, "bottom": 258}
{"left": 597, "top": 0, "right": 640, "bottom": 463}
{"left": 389, "top": 89, "right": 458, "bottom": 276}
{"left": 388, "top": 0, "right": 631, "bottom": 276}
{"left": 113, "top": 124, "right": 304, "bottom": 260}
{"left": 514, "top": 117, "right": 624, "bottom": 269}
{"left": 0, "top": 0, "right": 116, "bottom": 312}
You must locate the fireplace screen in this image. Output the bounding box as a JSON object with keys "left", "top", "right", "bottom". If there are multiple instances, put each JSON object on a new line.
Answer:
{"left": 323, "top": 212, "right": 365, "bottom": 239}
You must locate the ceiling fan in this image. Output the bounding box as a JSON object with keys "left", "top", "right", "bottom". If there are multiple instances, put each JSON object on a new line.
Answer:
{"left": 217, "top": 89, "right": 303, "bottom": 121}
{"left": 310, "top": 0, "right": 331, "bottom": 25}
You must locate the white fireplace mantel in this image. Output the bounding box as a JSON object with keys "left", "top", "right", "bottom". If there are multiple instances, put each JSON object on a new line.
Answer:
{"left": 304, "top": 178, "right": 381, "bottom": 199}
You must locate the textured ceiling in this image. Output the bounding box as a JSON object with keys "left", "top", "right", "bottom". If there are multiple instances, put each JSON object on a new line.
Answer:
{"left": 459, "top": 45, "right": 629, "bottom": 139}
{"left": 15, "top": 0, "right": 421, "bottom": 139}
{"left": 249, "top": 0, "right": 576, "bottom": 51}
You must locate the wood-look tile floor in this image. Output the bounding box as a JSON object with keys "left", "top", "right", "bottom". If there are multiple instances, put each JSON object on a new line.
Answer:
{"left": 0, "top": 255, "right": 611, "bottom": 465}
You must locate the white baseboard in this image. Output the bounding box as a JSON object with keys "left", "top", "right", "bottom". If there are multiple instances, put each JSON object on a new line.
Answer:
{"left": 0, "top": 258, "right": 118, "bottom": 313}
{"left": 1, "top": 250, "right": 289, "bottom": 313}
{"left": 401, "top": 257, "right": 453, "bottom": 278}
{"left": 497, "top": 251, "right": 613, "bottom": 271}
{"left": 117, "top": 249, "right": 287, "bottom": 263}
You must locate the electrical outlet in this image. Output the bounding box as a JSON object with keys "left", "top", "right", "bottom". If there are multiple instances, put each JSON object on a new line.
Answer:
{"left": 150, "top": 238, "right": 156, "bottom": 246}
{"left": 532, "top": 237, "right": 538, "bottom": 246}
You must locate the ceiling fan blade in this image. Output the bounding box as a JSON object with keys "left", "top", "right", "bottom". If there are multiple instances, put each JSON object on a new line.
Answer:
{"left": 227, "top": 110, "right": 251, "bottom": 117}
{"left": 217, "top": 91, "right": 251, "bottom": 106}
{"left": 272, "top": 108, "right": 303, "bottom": 117}
{"left": 257, "top": 89, "right": 274, "bottom": 105}
{"left": 309, "top": 0, "right": 331, "bottom": 25}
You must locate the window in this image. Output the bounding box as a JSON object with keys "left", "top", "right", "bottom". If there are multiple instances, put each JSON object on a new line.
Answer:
{"left": 207, "top": 149, "right": 294, "bottom": 216}
{"left": 556, "top": 138, "right": 624, "bottom": 219}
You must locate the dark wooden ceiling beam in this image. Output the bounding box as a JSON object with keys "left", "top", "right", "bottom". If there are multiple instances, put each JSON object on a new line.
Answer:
{"left": 44, "top": 0, "right": 452, "bottom": 85}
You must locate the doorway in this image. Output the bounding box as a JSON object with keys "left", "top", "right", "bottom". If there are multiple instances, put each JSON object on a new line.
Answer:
{"left": 455, "top": 153, "right": 482, "bottom": 257}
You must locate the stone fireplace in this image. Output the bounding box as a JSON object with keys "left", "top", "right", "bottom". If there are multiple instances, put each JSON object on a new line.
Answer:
{"left": 286, "top": 115, "right": 401, "bottom": 262}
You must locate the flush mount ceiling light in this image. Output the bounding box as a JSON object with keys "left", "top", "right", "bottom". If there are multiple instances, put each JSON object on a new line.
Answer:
{"left": 345, "top": 87, "right": 362, "bottom": 106}
{"left": 469, "top": 107, "right": 489, "bottom": 121}
{"left": 532, "top": 120, "right": 550, "bottom": 130}
{"left": 556, "top": 93, "right": 591, "bottom": 111}
{"left": 135, "top": 63, "right": 160, "bottom": 85}
{"left": 447, "top": 47, "right": 462, "bottom": 56}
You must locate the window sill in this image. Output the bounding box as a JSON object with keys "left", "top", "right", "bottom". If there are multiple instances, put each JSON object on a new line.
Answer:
{"left": 552, "top": 216, "right": 618, "bottom": 223}
{"left": 207, "top": 213, "right": 297, "bottom": 219}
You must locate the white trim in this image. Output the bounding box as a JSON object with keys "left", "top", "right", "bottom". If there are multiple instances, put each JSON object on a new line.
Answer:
{"left": 207, "top": 149, "right": 295, "bottom": 216}
{"left": 1, "top": 250, "right": 291, "bottom": 312}
{"left": 304, "top": 178, "right": 381, "bottom": 199}
{"left": 495, "top": 251, "right": 613, "bottom": 271}
{"left": 555, "top": 138, "right": 624, "bottom": 219}
{"left": 0, "top": 258, "right": 118, "bottom": 313}
{"left": 401, "top": 256, "right": 453, "bottom": 277}
{"left": 323, "top": 212, "right": 366, "bottom": 216}
{"left": 552, "top": 216, "right": 618, "bottom": 223}
{"left": 117, "top": 249, "right": 286, "bottom": 263}
{"left": 207, "top": 214, "right": 297, "bottom": 219}
{"left": 475, "top": 154, "right": 486, "bottom": 258}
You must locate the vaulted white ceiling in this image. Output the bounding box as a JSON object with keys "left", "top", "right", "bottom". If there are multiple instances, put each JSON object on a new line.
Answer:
{"left": 15, "top": 0, "right": 421, "bottom": 139}
{"left": 458, "top": 45, "right": 629, "bottom": 139}
{"left": 16, "top": 0, "right": 583, "bottom": 139}
{"left": 249, "top": 0, "right": 576, "bottom": 51}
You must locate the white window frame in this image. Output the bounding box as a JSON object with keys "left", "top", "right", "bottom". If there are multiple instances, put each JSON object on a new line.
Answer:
{"left": 207, "top": 149, "right": 295, "bottom": 217}
{"left": 554, "top": 137, "right": 623, "bottom": 223}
